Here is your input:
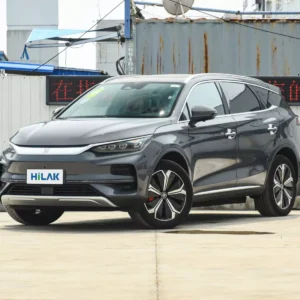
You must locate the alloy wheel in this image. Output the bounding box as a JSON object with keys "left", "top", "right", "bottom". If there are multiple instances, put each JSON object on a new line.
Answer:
{"left": 145, "top": 170, "right": 187, "bottom": 221}
{"left": 273, "top": 164, "right": 294, "bottom": 210}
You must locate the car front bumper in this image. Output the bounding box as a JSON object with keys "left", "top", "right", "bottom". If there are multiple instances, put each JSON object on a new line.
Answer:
{"left": 1, "top": 194, "right": 117, "bottom": 209}
{"left": 0, "top": 147, "right": 158, "bottom": 211}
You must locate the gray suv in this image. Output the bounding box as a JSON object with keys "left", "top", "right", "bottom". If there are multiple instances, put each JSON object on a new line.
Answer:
{"left": 1, "top": 73, "right": 300, "bottom": 229}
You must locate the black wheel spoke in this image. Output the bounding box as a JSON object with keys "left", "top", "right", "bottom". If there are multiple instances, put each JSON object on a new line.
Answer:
{"left": 167, "top": 197, "right": 182, "bottom": 212}
{"left": 167, "top": 174, "right": 180, "bottom": 192}
{"left": 153, "top": 173, "right": 163, "bottom": 191}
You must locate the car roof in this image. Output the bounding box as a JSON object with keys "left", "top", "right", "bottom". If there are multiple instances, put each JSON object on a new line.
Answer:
{"left": 103, "top": 73, "right": 279, "bottom": 93}
{"left": 103, "top": 74, "right": 191, "bottom": 83}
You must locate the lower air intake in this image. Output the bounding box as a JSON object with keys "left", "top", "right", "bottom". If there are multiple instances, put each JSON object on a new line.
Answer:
{"left": 6, "top": 184, "right": 100, "bottom": 196}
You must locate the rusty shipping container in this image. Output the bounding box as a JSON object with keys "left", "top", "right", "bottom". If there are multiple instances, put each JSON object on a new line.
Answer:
{"left": 127, "top": 19, "right": 300, "bottom": 76}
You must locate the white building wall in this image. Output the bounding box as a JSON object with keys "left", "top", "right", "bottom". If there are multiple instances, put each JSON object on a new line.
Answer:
{"left": 243, "top": 0, "right": 259, "bottom": 11}
{"left": 0, "top": 75, "right": 60, "bottom": 150}
{"left": 7, "top": 0, "right": 58, "bottom": 27}
{"left": 244, "top": 0, "right": 300, "bottom": 15}
{"left": 96, "top": 20, "right": 125, "bottom": 76}
{"left": 7, "top": 30, "right": 59, "bottom": 66}
{"left": 6, "top": 0, "right": 59, "bottom": 65}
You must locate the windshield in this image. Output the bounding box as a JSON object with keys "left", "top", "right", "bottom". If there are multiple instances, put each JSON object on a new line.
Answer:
{"left": 58, "top": 82, "right": 183, "bottom": 119}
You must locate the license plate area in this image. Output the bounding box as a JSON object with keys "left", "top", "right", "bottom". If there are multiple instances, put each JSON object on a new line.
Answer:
{"left": 26, "top": 169, "right": 64, "bottom": 185}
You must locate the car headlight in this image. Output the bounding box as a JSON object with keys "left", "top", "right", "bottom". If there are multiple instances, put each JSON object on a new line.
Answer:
{"left": 92, "top": 136, "right": 151, "bottom": 153}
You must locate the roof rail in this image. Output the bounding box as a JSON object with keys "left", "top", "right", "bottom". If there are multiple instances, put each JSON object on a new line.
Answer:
{"left": 185, "top": 73, "right": 268, "bottom": 83}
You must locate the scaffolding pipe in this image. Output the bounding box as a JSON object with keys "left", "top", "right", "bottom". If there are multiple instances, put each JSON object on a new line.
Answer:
{"left": 134, "top": 0, "right": 300, "bottom": 15}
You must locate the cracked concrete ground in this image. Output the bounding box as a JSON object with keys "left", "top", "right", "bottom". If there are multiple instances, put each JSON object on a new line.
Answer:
{"left": 1, "top": 210, "right": 300, "bottom": 300}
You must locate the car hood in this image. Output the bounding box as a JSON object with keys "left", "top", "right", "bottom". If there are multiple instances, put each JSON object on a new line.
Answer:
{"left": 11, "top": 118, "right": 171, "bottom": 146}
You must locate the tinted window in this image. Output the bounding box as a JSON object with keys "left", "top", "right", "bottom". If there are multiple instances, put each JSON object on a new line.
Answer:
{"left": 250, "top": 86, "right": 287, "bottom": 109}
{"left": 180, "top": 105, "right": 190, "bottom": 121}
{"left": 59, "top": 82, "right": 183, "bottom": 119}
{"left": 220, "top": 82, "right": 261, "bottom": 114}
{"left": 186, "top": 82, "right": 225, "bottom": 116}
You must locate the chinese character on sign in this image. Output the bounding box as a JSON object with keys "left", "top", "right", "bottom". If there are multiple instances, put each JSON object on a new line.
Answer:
{"left": 52, "top": 80, "right": 73, "bottom": 102}
{"left": 290, "top": 80, "right": 300, "bottom": 102}
{"left": 76, "top": 80, "right": 98, "bottom": 96}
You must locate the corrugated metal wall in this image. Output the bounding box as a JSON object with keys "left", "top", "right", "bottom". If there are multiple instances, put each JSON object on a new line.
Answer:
{"left": 134, "top": 19, "right": 300, "bottom": 76}
{"left": 0, "top": 76, "right": 60, "bottom": 150}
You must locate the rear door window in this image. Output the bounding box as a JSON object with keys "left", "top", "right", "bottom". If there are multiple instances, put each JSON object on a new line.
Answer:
{"left": 220, "top": 82, "right": 261, "bottom": 114}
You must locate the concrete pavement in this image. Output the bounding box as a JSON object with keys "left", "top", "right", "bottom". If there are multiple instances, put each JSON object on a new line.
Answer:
{"left": 1, "top": 210, "right": 300, "bottom": 299}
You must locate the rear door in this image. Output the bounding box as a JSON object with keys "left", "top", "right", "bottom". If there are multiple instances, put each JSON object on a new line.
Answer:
{"left": 219, "top": 81, "right": 282, "bottom": 189}
{"left": 183, "top": 82, "right": 238, "bottom": 199}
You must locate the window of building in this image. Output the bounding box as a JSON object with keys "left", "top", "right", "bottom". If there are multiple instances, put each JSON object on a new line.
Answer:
{"left": 276, "top": 0, "right": 283, "bottom": 11}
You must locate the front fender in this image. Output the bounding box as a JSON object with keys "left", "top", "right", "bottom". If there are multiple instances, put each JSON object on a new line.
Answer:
{"left": 142, "top": 123, "right": 192, "bottom": 196}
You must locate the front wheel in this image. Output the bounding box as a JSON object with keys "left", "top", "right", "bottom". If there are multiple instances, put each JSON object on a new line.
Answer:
{"left": 129, "top": 160, "right": 193, "bottom": 229}
{"left": 254, "top": 155, "right": 296, "bottom": 217}
{"left": 5, "top": 206, "right": 64, "bottom": 225}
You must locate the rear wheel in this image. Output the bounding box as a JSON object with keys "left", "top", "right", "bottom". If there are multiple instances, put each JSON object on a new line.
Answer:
{"left": 255, "top": 155, "right": 296, "bottom": 217}
{"left": 129, "top": 160, "right": 193, "bottom": 229}
{"left": 5, "top": 206, "right": 64, "bottom": 225}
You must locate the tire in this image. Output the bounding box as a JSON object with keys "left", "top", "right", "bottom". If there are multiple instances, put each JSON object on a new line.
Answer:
{"left": 254, "top": 155, "right": 296, "bottom": 217}
{"left": 129, "top": 159, "right": 193, "bottom": 229}
{"left": 5, "top": 206, "right": 64, "bottom": 225}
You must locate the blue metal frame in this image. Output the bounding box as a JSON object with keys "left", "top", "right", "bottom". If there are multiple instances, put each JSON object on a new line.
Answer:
{"left": 125, "top": 0, "right": 131, "bottom": 39}
{"left": 0, "top": 61, "right": 107, "bottom": 76}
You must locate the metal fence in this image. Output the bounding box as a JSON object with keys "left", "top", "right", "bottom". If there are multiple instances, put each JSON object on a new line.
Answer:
{"left": 0, "top": 76, "right": 60, "bottom": 149}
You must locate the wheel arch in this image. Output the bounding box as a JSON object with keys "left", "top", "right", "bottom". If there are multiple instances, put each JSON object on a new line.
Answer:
{"left": 150, "top": 148, "right": 192, "bottom": 180}
{"left": 267, "top": 144, "right": 299, "bottom": 183}
{"left": 276, "top": 147, "right": 298, "bottom": 179}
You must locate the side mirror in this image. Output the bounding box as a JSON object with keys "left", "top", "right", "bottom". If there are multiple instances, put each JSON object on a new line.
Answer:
{"left": 52, "top": 106, "right": 64, "bottom": 119}
{"left": 189, "top": 105, "right": 217, "bottom": 127}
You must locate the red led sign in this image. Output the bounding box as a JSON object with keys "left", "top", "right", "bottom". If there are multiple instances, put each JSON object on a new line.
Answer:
{"left": 46, "top": 76, "right": 111, "bottom": 105}
{"left": 46, "top": 75, "right": 300, "bottom": 106}
{"left": 256, "top": 76, "right": 300, "bottom": 105}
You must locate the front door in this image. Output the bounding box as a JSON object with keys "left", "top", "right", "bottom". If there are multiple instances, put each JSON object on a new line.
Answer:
{"left": 184, "top": 82, "right": 238, "bottom": 200}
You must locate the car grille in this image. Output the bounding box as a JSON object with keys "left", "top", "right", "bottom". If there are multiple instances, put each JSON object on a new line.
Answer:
{"left": 5, "top": 184, "right": 100, "bottom": 196}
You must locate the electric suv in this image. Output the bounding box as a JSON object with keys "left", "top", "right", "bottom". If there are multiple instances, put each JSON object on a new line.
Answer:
{"left": 1, "top": 73, "right": 300, "bottom": 229}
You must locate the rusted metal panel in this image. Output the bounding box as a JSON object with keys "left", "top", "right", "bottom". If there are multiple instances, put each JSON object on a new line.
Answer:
{"left": 134, "top": 19, "right": 300, "bottom": 76}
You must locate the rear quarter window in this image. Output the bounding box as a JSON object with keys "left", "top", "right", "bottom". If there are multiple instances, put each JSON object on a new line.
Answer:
{"left": 250, "top": 85, "right": 289, "bottom": 109}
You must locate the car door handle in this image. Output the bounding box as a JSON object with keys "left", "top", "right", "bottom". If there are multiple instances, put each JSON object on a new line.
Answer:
{"left": 225, "top": 129, "right": 236, "bottom": 139}
{"left": 268, "top": 124, "right": 278, "bottom": 135}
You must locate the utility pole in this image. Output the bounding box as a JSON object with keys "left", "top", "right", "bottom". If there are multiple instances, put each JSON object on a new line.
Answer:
{"left": 262, "top": 0, "right": 266, "bottom": 18}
